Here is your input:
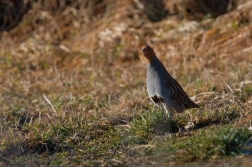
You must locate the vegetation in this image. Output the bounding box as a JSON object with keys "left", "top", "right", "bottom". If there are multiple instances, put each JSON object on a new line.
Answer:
{"left": 0, "top": 0, "right": 252, "bottom": 166}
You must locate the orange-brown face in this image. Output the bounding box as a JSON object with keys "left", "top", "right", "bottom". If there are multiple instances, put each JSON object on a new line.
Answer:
{"left": 142, "top": 45, "right": 155, "bottom": 64}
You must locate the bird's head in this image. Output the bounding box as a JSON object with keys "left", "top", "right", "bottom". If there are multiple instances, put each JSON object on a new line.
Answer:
{"left": 142, "top": 45, "right": 155, "bottom": 64}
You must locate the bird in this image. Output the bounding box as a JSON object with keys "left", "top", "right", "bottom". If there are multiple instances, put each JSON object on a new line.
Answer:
{"left": 142, "top": 45, "right": 199, "bottom": 119}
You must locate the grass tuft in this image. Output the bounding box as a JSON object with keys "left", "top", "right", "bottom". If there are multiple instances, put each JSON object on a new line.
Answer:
{"left": 1, "top": 0, "right": 252, "bottom": 166}
{"left": 151, "top": 125, "right": 252, "bottom": 163}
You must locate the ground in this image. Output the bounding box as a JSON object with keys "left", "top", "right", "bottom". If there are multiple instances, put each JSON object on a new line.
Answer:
{"left": 0, "top": 0, "right": 252, "bottom": 166}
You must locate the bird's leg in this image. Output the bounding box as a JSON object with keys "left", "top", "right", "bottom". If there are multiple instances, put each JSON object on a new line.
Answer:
{"left": 162, "top": 103, "right": 174, "bottom": 118}
{"left": 150, "top": 97, "right": 158, "bottom": 111}
{"left": 162, "top": 103, "right": 173, "bottom": 133}
{"left": 151, "top": 104, "right": 156, "bottom": 112}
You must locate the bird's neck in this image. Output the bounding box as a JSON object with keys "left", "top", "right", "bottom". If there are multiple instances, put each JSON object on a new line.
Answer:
{"left": 146, "top": 55, "right": 162, "bottom": 65}
{"left": 144, "top": 54, "right": 157, "bottom": 64}
{"left": 147, "top": 56, "right": 169, "bottom": 75}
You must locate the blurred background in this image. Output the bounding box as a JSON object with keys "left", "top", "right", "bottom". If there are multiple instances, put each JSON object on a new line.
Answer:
{"left": 1, "top": 0, "right": 251, "bottom": 59}
{"left": 1, "top": 1, "right": 252, "bottom": 166}
{"left": 0, "top": 0, "right": 252, "bottom": 99}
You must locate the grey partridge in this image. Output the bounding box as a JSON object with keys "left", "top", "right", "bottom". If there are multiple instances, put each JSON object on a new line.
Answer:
{"left": 142, "top": 45, "right": 199, "bottom": 118}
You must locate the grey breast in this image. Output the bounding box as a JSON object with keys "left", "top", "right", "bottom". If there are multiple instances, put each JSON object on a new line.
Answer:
{"left": 146, "top": 56, "right": 172, "bottom": 98}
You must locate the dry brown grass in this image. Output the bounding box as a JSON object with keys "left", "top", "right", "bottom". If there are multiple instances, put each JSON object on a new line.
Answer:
{"left": 0, "top": 0, "right": 252, "bottom": 166}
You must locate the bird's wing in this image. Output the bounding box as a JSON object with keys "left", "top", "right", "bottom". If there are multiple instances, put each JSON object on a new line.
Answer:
{"left": 165, "top": 77, "right": 188, "bottom": 107}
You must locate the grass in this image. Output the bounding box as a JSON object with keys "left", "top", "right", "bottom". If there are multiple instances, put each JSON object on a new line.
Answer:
{"left": 2, "top": 95, "right": 251, "bottom": 166}
{"left": 152, "top": 125, "right": 251, "bottom": 163}
{"left": 3, "top": 104, "right": 251, "bottom": 166}
{"left": 1, "top": 0, "right": 252, "bottom": 166}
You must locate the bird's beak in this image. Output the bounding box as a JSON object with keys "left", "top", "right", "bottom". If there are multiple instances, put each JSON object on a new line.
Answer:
{"left": 142, "top": 48, "right": 148, "bottom": 55}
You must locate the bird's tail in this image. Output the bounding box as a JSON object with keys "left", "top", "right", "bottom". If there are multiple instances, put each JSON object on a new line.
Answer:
{"left": 185, "top": 98, "right": 200, "bottom": 109}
